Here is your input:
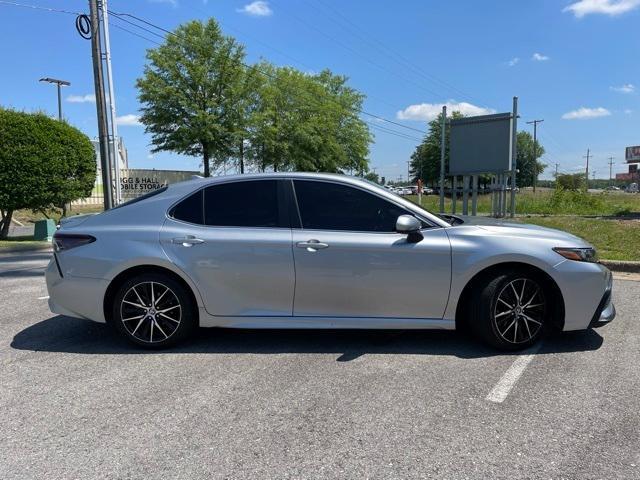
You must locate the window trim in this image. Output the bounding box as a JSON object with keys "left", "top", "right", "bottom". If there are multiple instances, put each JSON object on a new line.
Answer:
{"left": 291, "top": 178, "right": 437, "bottom": 234}
{"left": 167, "top": 178, "right": 292, "bottom": 230}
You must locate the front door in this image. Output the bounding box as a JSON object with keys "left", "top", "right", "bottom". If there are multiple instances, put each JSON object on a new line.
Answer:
{"left": 290, "top": 179, "right": 451, "bottom": 319}
{"left": 160, "top": 179, "right": 295, "bottom": 317}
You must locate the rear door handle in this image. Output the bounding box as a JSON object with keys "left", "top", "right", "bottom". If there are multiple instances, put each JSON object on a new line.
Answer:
{"left": 172, "top": 235, "right": 204, "bottom": 246}
{"left": 296, "top": 239, "right": 329, "bottom": 251}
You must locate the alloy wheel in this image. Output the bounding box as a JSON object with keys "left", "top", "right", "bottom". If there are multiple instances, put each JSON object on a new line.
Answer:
{"left": 119, "top": 281, "right": 182, "bottom": 343}
{"left": 493, "top": 278, "right": 546, "bottom": 344}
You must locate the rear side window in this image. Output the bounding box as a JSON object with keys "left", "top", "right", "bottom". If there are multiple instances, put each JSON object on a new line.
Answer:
{"left": 204, "top": 180, "right": 282, "bottom": 228}
{"left": 171, "top": 189, "right": 203, "bottom": 224}
{"left": 293, "top": 180, "right": 409, "bottom": 232}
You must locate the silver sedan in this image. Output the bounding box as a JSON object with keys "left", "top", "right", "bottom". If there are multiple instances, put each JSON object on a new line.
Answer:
{"left": 46, "top": 173, "right": 615, "bottom": 350}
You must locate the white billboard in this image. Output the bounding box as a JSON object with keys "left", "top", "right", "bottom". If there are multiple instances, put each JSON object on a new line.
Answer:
{"left": 626, "top": 146, "right": 640, "bottom": 163}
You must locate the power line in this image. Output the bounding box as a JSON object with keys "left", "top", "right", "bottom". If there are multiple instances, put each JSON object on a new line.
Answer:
{"left": 365, "top": 121, "right": 423, "bottom": 142}
{"left": 306, "top": 0, "right": 491, "bottom": 109}
{"left": 0, "top": 0, "right": 80, "bottom": 15}
{"left": 2, "top": 1, "right": 429, "bottom": 140}
{"left": 106, "top": 9, "right": 428, "bottom": 136}
{"left": 268, "top": 0, "right": 447, "bottom": 101}
{"left": 110, "top": 20, "right": 161, "bottom": 45}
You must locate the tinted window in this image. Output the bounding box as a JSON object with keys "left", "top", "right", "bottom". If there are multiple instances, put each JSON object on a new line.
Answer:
{"left": 205, "top": 180, "right": 281, "bottom": 227}
{"left": 171, "top": 189, "right": 203, "bottom": 224}
{"left": 294, "top": 180, "right": 409, "bottom": 232}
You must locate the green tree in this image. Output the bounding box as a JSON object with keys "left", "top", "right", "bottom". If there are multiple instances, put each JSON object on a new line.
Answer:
{"left": 515, "top": 131, "right": 546, "bottom": 188}
{"left": 364, "top": 171, "right": 380, "bottom": 184}
{"left": 556, "top": 173, "right": 586, "bottom": 191}
{"left": 136, "top": 19, "right": 247, "bottom": 177}
{"left": 247, "top": 64, "right": 371, "bottom": 174}
{"left": 0, "top": 109, "right": 96, "bottom": 239}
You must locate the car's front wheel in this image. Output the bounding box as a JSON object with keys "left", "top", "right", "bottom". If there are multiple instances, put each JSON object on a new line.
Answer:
{"left": 471, "top": 270, "right": 548, "bottom": 350}
{"left": 111, "top": 273, "right": 196, "bottom": 348}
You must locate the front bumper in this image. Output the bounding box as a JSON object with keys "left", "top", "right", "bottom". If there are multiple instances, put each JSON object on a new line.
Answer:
{"left": 589, "top": 285, "right": 616, "bottom": 328}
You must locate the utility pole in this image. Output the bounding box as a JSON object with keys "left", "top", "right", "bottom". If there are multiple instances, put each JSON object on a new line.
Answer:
{"left": 583, "top": 148, "right": 591, "bottom": 191}
{"left": 89, "top": 0, "right": 113, "bottom": 210}
{"left": 526, "top": 119, "right": 544, "bottom": 193}
{"left": 439, "top": 105, "right": 447, "bottom": 213}
{"left": 607, "top": 156, "right": 615, "bottom": 185}
{"left": 39, "top": 77, "right": 70, "bottom": 121}
{"left": 100, "top": 0, "right": 122, "bottom": 205}
{"left": 554, "top": 162, "right": 559, "bottom": 178}
{"left": 509, "top": 97, "right": 518, "bottom": 218}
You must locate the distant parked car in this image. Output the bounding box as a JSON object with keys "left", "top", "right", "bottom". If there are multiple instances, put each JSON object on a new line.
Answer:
{"left": 423, "top": 187, "right": 434, "bottom": 195}
{"left": 605, "top": 186, "right": 621, "bottom": 191}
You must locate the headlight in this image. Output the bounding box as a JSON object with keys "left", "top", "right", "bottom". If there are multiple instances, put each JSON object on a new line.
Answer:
{"left": 553, "top": 247, "right": 598, "bottom": 263}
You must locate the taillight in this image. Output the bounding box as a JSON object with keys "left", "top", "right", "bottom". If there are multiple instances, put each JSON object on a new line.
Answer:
{"left": 53, "top": 233, "right": 96, "bottom": 252}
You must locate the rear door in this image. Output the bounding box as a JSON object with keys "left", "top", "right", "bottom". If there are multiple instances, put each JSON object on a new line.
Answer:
{"left": 160, "top": 179, "right": 295, "bottom": 317}
{"left": 290, "top": 179, "right": 451, "bottom": 320}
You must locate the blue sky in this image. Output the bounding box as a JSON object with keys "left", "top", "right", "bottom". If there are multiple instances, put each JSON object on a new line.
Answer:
{"left": 1, "top": 0, "right": 639, "bottom": 181}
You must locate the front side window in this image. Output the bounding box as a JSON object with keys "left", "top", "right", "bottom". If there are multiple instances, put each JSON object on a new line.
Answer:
{"left": 204, "top": 180, "right": 281, "bottom": 228}
{"left": 293, "top": 180, "right": 410, "bottom": 232}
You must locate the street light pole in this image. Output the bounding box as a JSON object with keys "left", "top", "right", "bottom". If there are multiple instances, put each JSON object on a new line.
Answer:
{"left": 39, "top": 77, "right": 71, "bottom": 121}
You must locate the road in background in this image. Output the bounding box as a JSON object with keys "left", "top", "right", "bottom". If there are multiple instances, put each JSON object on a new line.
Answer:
{"left": 1, "top": 252, "right": 638, "bottom": 479}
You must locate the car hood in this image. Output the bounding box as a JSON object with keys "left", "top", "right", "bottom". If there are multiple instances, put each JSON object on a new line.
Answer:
{"left": 450, "top": 215, "right": 589, "bottom": 246}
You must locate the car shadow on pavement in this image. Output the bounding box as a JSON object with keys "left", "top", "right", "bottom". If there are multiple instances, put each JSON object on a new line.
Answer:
{"left": 11, "top": 315, "right": 604, "bottom": 360}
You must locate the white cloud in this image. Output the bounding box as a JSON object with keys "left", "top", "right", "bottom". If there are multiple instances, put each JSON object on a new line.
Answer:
{"left": 116, "top": 114, "right": 142, "bottom": 126}
{"left": 563, "top": 0, "right": 640, "bottom": 17}
{"left": 532, "top": 52, "right": 549, "bottom": 61}
{"left": 66, "top": 94, "right": 95, "bottom": 103}
{"left": 624, "top": 109, "right": 633, "bottom": 114}
{"left": 610, "top": 83, "right": 635, "bottom": 93}
{"left": 149, "top": 0, "right": 178, "bottom": 6}
{"left": 561, "top": 107, "right": 611, "bottom": 120}
{"left": 507, "top": 57, "right": 520, "bottom": 67}
{"left": 397, "top": 101, "right": 496, "bottom": 121}
{"left": 237, "top": 1, "right": 272, "bottom": 16}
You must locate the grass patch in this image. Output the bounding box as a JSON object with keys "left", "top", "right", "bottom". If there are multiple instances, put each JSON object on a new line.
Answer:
{"left": 10, "top": 205, "right": 104, "bottom": 225}
{"left": 517, "top": 216, "right": 640, "bottom": 261}
{"left": 410, "top": 189, "right": 640, "bottom": 216}
{"left": 0, "top": 236, "right": 50, "bottom": 251}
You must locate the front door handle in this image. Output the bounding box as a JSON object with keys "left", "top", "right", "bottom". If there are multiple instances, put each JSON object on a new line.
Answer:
{"left": 172, "top": 235, "right": 205, "bottom": 247}
{"left": 296, "top": 239, "right": 329, "bottom": 251}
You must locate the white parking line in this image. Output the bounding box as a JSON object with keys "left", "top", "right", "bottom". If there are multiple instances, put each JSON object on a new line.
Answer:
{"left": 37, "top": 296, "right": 49, "bottom": 300}
{"left": 486, "top": 344, "right": 541, "bottom": 403}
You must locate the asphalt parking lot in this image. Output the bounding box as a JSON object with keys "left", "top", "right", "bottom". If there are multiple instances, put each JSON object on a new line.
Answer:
{"left": 1, "top": 250, "right": 639, "bottom": 479}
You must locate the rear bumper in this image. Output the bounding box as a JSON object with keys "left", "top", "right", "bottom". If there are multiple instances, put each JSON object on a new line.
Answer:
{"left": 45, "top": 258, "right": 108, "bottom": 323}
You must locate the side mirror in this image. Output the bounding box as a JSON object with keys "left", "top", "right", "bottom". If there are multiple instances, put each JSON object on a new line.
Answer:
{"left": 396, "top": 215, "right": 423, "bottom": 243}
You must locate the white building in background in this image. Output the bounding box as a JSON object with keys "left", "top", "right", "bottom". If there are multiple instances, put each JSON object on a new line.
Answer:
{"left": 92, "top": 137, "right": 129, "bottom": 171}
{"left": 74, "top": 136, "right": 198, "bottom": 206}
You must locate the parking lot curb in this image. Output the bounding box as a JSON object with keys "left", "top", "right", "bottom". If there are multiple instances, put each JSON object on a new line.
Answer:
{"left": 600, "top": 260, "right": 640, "bottom": 273}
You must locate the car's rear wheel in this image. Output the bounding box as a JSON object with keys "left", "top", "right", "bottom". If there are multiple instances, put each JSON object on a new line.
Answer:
{"left": 111, "top": 273, "right": 196, "bottom": 348}
{"left": 471, "top": 270, "right": 547, "bottom": 350}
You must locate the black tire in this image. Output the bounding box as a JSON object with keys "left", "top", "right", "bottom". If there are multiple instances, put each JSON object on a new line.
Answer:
{"left": 111, "top": 272, "right": 196, "bottom": 349}
{"left": 470, "top": 270, "right": 548, "bottom": 351}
